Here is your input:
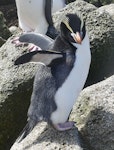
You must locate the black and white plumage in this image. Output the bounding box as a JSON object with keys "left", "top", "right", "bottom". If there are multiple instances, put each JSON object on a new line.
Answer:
{"left": 14, "top": 13, "right": 91, "bottom": 143}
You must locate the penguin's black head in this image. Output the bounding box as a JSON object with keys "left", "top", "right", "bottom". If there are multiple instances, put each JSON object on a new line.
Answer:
{"left": 60, "top": 13, "right": 86, "bottom": 45}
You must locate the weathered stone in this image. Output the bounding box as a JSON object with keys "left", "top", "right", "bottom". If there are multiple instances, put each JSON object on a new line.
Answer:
{"left": 84, "top": 0, "right": 114, "bottom": 7}
{"left": 0, "top": 37, "right": 6, "bottom": 47}
{"left": 0, "top": 38, "right": 39, "bottom": 150}
{"left": 53, "top": 0, "right": 97, "bottom": 28}
{"left": 10, "top": 122, "right": 86, "bottom": 150}
{"left": 98, "top": 4, "right": 114, "bottom": 20}
{"left": 71, "top": 75, "right": 114, "bottom": 150}
{"left": 0, "top": 11, "right": 11, "bottom": 47}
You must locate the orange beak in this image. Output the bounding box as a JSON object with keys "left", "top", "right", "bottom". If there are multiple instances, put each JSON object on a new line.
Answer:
{"left": 72, "top": 32, "right": 82, "bottom": 44}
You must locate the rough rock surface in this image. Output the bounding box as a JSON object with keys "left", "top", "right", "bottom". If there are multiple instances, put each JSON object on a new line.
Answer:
{"left": 10, "top": 122, "right": 86, "bottom": 150}
{"left": 71, "top": 75, "right": 114, "bottom": 150}
{"left": 84, "top": 0, "right": 114, "bottom": 7}
{"left": 0, "top": 11, "right": 11, "bottom": 47}
{"left": 98, "top": 4, "right": 114, "bottom": 20}
{"left": 0, "top": 38, "right": 39, "bottom": 150}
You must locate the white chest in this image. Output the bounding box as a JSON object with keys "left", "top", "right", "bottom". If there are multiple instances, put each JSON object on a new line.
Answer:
{"left": 51, "top": 33, "right": 91, "bottom": 124}
{"left": 15, "top": 0, "right": 65, "bottom": 12}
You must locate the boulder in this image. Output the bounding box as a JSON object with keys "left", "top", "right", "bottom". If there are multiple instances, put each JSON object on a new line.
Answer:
{"left": 84, "top": 0, "right": 114, "bottom": 7}
{"left": 10, "top": 122, "right": 86, "bottom": 150}
{"left": 98, "top": 4, "right": 114, "bottom": 20}
{"left": 0, "top": 11, "right": 12, "bottom": 47}
{"left": 71, "top": 75, "right": 114, "bottom": 150}
{"left": 0, "top": 38, "right": 39, "bottom": 150}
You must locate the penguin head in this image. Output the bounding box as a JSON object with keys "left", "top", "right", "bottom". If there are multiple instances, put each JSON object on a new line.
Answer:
{"left": 60, "top": 13, "right": 86, "bottom": 45}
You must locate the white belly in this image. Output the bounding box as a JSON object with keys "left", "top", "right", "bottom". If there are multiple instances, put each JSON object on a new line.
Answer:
{"left": 52, "top": 0, "right": 65, "bottom": 12}
{"left": 15, "top": 0, "right": 65, "bottom": 33}
{"left": 51, "top": 33, "right": 91, "bottom": 124}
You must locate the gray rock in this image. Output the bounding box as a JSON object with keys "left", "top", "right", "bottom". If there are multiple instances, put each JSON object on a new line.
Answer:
{"left": 0, "top": 11, "right": 12, "bottom": 47}
{"left": 84, "top": 0, "right": 114, "bottom": 7}
{"left": 53, "top": 0, "right": 97, "bottom": 28}
{"left": 71, "top": 75, "right": 114, "bottom": 150}
{"left": 98, "top": 4, "right": 114, "bottom": 20}
{"left": 10, "top": 122, "right": 85, "bottom": 150}
{"left": 0, "top": 37, "right": 6, "bottom": 46}
{"left": 0, "top": 38, "right": 39, "bottom": 150}
{"left": 9, "top": 26, "right": 20, "bottom": 35}
{"left": 53, "top": 0, "right": 114, "bottom": 85}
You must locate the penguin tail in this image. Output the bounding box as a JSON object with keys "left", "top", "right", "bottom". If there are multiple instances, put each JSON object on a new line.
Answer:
{"left": 16, "top": 122, "right": 34, "bottom": 143}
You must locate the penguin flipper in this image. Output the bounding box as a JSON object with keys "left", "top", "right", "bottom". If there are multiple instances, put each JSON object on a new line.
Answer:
{"left": 19, "top": 33, "right": 54, "bottom": 50}
{"left": 16, "top": 122, "right": 34, "bottom": 143}
{"left": 14, "top": 50, "right": 63, "bottom": 66}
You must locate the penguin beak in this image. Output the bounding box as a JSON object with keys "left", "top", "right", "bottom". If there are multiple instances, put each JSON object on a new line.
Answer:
{"left": 71, "top": 32, "right": 82, "bottom": 44}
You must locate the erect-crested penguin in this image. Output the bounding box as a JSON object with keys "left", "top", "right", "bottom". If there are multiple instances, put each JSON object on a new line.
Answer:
{"left": 15, "top": 0, "right": 66, "bottom": 39}
{"left": 14, "top": 13, "right": 91, "bottom": 143}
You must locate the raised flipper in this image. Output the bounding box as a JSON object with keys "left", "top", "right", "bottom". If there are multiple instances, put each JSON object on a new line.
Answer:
{"left": 19, "top": 33, "right": 54, "bottom": 50}
{"left": 14, "top": 50, "right": 64, "bottom": 66}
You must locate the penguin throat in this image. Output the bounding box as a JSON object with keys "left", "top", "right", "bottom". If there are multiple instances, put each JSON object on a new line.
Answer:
{"left": 60, "top": 35, "right": 77, "bottom": 52}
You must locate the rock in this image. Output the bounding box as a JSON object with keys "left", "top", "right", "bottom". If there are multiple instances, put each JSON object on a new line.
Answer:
{"left": 53, "top": 0, "right": 97, "bottom": 26}
{"left": 0, "top": 11, "right": 12, "bottom": 47}
{"left": 53, "top": 0, "right": 114, "bottom": 85}
{"left": 71, "top": 75, "right": 114, "bottom": 150}
{"left": 9, "top": 26, "right": 20, "bottom": 35}
{"left": 84, "top": 0, "right": 114, "bottom": 7}
{"left": 98, "top": 4, "right": 114, "bottom": 20}
{"left": 10, "top": 122, "right": 86, "bottom": 150}
{"left": 0, "top": 0, "right": 15, "bottom": 5}
{"left": 0, "top": 37, "right": 6, "bottom": 47}
{"left": 0, "top": 38, "right": 39, "bottom": 150}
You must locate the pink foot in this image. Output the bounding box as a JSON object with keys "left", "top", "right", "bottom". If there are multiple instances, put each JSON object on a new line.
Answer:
{"left": 12, "top": 37, "right": 41, "bottom": 52}
{"left": 28, "top": 43, "right": 42, "bottom": 52}
{"left": 11, "top": 37, "right": 28, "bottom": 47}
{"left": 53, "top": 121, "right": 75, "bottom": 131}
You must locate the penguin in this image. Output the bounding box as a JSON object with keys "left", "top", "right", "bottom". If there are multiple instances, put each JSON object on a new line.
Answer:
{"left": 15, "top": 0, "right": 66, "bottom": 39}
{"left": 14, "top": 13, "right": 91, "bottom": 143}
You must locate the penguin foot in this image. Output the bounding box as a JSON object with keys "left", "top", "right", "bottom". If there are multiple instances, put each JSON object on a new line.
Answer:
{"left": 12, "top": 37, "right": 28, "bottom": 47}
{"left": 53, "top": 121, "right": 75, "bottom": 131}
{"left": 28, "top": 44, "right": 42, "bottom": 52}
{"left": 46, "top": 26, "right": 59, "bottom": 39}
{"left": 12, "top": 37, "right": 41, "bottom": 51}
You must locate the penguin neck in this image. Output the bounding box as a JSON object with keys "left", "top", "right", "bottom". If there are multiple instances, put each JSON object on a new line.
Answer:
{"left": 53, "top": 35, "right": 76, "bottom": 53}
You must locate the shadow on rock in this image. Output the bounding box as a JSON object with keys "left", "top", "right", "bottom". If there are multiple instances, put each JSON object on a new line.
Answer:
{"left": 81, "top": 108, "right": 114, "bottom": 150}
{"left": 25, "top": 125, "right": 84, "bottom": 150}
{"left": 11, "top": 122, "right": 89, "bottom": 150}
